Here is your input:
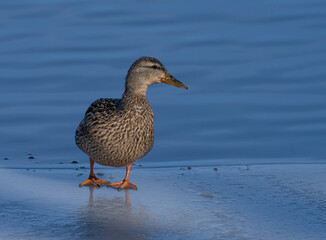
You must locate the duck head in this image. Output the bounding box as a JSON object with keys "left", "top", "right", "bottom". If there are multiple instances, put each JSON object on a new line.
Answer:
{"left": 125, "top": 56, "right": 188, "bottom": 96}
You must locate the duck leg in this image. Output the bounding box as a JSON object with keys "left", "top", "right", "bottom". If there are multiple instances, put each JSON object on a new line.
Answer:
{"left": 109, "top": 164, "right": 137, "bottom": 190}
{"left": 79, "top": 158, "right": 109, "bottom": 187}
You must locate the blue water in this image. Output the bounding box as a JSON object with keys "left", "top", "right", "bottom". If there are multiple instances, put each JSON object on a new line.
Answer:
{"left": 1, "top": 0, "right": 326, "bottom": 167}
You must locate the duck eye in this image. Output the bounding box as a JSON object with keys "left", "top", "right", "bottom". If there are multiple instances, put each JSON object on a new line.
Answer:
{"left": 152, "top": 65, "right": 158, "bottom": 69}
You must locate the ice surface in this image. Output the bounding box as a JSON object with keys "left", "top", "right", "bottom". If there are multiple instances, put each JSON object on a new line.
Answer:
{"left": 1, "top": 164, "right": 326, "bottom": 240}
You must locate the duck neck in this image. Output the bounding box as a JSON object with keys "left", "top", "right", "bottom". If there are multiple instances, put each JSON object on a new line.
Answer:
{"left": 124, "top": 82, "right": 149, "bottom": 98}
{"left": 123, "top": 87, "right": 147, "bottom": 97}
{"left": 124, "top": 73, "right": 150, "bottom": 97}
{"left": 122, "top": 89, "right": 148, "bottom": 103}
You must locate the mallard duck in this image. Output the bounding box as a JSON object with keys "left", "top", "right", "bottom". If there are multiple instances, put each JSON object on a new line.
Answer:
{"left": 75, "top": 57, "right": 188, "bottom": 189}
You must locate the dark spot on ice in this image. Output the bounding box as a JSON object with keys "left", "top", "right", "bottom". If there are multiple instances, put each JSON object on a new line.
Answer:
{"left": 71, "top": 160, "right": 79, "bottom": 164}
{"left": 187, "top": 166, "right": 192, "bottom": 170}
{"left": 215, "top": 212, "right": 228, "bottom": 219}
{"left": 77, "top": 173, "right": 83, "bottom": 176}
{"left": 200, "top": 192, "right": 214, "bottom": 199}
{"left": 75, "top": 168, "right": 79, "bottom": 170}
{"left": 213, "top": 168, "right": 218, "bottom": 171}
{"left": 80, "top": 166, "right": 86, "bottom": 169}
{"left": 3, "top": 157, "right": 9, "bottom": 160}
{"left": 97, "top": 172, "right": 104, "bottom": 176}
{"left": 28, "top": 156, "right": 35, "bottom": 159}
{"left": 138, "top": 164, "right": 142, "bottom": 167}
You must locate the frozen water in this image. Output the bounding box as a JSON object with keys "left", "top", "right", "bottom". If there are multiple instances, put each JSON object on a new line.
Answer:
{"left": 1, "top": 164, "right": 326, "bottom": 239}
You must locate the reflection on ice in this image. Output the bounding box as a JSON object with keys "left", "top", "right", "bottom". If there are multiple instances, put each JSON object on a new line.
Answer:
{"left": 76, "top": 187, "right": 150, "bottom": 240}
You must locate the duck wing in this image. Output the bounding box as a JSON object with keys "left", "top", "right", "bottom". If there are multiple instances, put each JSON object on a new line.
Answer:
{"left": 85, "top": 98, "right": 120, "bottom": 117}
{"left": 75, "top": 98, "right": 121, "bottom": 141}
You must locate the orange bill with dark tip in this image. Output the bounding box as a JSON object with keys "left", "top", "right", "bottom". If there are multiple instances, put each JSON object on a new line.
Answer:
{"left": 161, "top": 73, "right": 188, "bottom": 89}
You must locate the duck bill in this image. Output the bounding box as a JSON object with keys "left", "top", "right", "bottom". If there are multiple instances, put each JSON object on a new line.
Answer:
{"left": 161, "top": 73, "right": 188, "bottom": 90}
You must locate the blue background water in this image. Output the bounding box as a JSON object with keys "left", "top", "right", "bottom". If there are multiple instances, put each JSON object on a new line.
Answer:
{"left": 1, "top": 0, "right": 326, "bottom": 167}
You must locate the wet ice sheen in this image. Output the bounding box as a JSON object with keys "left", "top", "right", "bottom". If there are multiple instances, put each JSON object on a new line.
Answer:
{"left": 1, "top": 165, "right": 326, "bottom": 240}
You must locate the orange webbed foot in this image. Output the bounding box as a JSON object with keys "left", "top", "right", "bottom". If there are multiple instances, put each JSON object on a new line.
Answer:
{"left": 109, "top": 180, "right": 137, "bottom": 190}
{"left": 79, "top": 175, "right": 110, "bottom": 188}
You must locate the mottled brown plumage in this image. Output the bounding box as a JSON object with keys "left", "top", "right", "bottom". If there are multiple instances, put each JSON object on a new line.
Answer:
{"left": 76, "top": 95, "right": 154, "bottom": 167}
{"left": 75, "top": 56, "right": 188, "bottom": 189}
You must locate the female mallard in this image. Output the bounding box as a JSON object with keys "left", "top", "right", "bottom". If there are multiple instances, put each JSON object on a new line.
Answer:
{"left": 75, "top": 57, "right": 188, "bottom": 189}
